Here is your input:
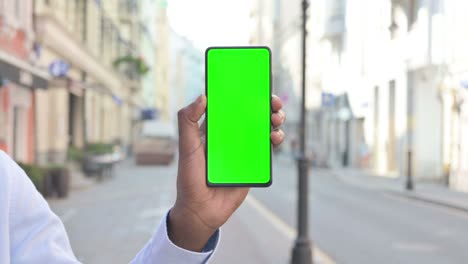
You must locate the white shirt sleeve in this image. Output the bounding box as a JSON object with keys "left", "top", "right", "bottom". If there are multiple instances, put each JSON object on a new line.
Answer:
{"left": 130, "top": 211, "right": 220, "bottom": 264}
{"left": 3, "top": 151, "right": 220, "bottom": 264}
{"left": 7, "top": 154, "right": 79, "bottom": 263}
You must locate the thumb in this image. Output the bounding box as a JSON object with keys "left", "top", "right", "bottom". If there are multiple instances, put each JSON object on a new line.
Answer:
{"left": 177, "top": 95, "right": 206, "bottom": 156}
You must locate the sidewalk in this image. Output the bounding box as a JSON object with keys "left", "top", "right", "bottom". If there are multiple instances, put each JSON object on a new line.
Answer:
{"left": 211, "top": 194, "right": 335, "bottom": 264}
{"left": 333, "top": 168, "right": 468, "bottom": 213}
{"left": 51, "top": 157, "right": 335, "bottom": 264}
{"left": 67, "top": 162, "right": 96, "bottom": 191}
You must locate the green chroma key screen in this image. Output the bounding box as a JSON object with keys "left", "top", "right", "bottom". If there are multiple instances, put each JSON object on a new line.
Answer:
{"left": 206, "top": 46, "right": 272, "bottom": 187}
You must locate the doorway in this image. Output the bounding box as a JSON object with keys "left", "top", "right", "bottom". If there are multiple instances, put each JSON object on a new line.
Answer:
{"left": 12, "top": 106, "right": 26, "bottom": 161}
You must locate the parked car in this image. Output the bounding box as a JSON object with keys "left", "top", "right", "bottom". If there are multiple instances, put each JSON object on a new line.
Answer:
{"left": 134, "top": 121, "right": 176, "bottom": 166}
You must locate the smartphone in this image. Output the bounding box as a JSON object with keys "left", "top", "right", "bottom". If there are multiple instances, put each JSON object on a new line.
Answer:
{"left": 205, "top": 46, "right": 272, "bottom": 187}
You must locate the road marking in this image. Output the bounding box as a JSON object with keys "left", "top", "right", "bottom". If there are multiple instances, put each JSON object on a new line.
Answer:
{"left": 245, "top": 195, "right": 335, "bottom": 264}
{"left": 245, "top": 195, "right": 296, "bottom": 239}
{"left": 391, "top": 241, "right": 440, "bottom": 253}
{"left": 60, "top": 209, "right": 77, "bottom": 223}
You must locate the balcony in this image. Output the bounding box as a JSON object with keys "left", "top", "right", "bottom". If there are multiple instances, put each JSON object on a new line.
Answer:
{"left": 118, "top": 0, "right": 139, "bottom": 23}
{"left": 113, "top": 54, "right": 148, "bottom": 90}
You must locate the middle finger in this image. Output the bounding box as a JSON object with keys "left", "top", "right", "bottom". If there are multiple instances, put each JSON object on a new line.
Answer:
{"left": 271, "top": 110, "right": 285, "bottom": 128}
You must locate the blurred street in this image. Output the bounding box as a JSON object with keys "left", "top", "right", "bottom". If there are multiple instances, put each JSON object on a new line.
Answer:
{"left": 254, "top": 155, "right": 468, "bottom": 264}
{"left": 49, "top": 155, "right": 333, "bottom": 264}
{"left": 2, "top": 0, "right": 468, "bottom": 263}
{"left": 50, "top": 153, "right": 468, "bottom": 264}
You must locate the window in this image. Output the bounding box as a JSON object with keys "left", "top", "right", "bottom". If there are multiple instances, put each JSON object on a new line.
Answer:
{"left": 5, "top": 0, "right": 24, "bottom": 29}
{"left": 408, "top": 0, "right": 418, "bottom": 29}
{"left": 14, "top": 0, "right": 21, "bottom": 20}
{"left": 433, "top": 0, "right": 443, "bottom": 15}
{"left": 75, "top": 0, "right": 86, "bottom": 41}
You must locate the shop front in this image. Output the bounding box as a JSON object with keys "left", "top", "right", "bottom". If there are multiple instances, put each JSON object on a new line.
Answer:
{"left": 449, "top": 81, "right": 468, "bottom": 192}
{"left": 0, "top": 52, "right": 48, "bottom": 163}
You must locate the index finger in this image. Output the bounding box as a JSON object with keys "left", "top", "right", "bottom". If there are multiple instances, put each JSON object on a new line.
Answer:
{"left": 271, "top": 95, "right": 283, "bottom": 112}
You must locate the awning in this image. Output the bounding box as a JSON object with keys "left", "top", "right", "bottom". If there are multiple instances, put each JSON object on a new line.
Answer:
{"left": 0, "top": 51, "right": 49, "bottom": 89}
{"left": 48, "top": 78, "right": 85, "bottom": 97}
{"left": 140, "top": 108, "right": 158, "bottom": 120}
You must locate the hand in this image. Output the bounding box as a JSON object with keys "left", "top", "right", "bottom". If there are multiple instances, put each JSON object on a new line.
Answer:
{"left": 169, "top": 94, "right": 286, "bottom": 251}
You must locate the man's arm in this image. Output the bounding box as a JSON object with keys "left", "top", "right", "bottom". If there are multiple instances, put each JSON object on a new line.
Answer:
{"left": 5, "top": 152, "right": 79, "bottom": 263}
{"left": 3, "top": 150, "right": 221, "bottom": 264}
{"left": 130, "top": 211, "right": 220, "bottom": 264}
{"left": 4, "top": 94, "right": 285, "bottom": 263}
{"left": 167, "top": 94, "right": 285, "bottom": 253}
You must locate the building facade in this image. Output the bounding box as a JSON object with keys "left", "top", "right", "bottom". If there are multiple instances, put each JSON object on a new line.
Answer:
{"left": 154, "top": 3, "right": 171, "bottom": 122}
{"left": 250, "top": 0, "right": 468, "bottom": 191}
{"left": 0, "top": 0, "right": 49, "bottom": 163}
{"left": 315, "top": 0, "right": 468, "bottom": 191}
{"left": 436, "top": 0, "right": 468, "bottom": 191}
{"left": 33, "top": 0, "right": 143, "bottom": 164}
{"left": 140, "top": 0, "right": 158, "bottom": 109}
{"left": 169, "top": 32, "right": 203, "bottom": 119}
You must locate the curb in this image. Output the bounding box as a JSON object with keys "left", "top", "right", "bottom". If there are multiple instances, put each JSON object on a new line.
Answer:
{"left": 386, "top": 190, "right": 468, "bottom": 214}
{"left": 332, "top": 170, "right": 468, "bottom": 214}
{"left": 69, "top": 170, "right": 96, "bottom": 191}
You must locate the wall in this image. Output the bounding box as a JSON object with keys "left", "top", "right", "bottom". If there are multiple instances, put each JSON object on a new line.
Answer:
{"left": 154, "top": 6, "right": 170, "bottom": 121}
{"left": 140, "top": 0, "right": 157, "bottom": 108}
{"left": 412, "top": 69, "right": 443, "bottom": 180}
{"left": 0, "top": 0, "right": 36, "bottom": 163}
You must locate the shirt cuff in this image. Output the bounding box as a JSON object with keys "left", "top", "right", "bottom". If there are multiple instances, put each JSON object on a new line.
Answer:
{"left": 130, "top": 211, "right": 220, "bottom": 264}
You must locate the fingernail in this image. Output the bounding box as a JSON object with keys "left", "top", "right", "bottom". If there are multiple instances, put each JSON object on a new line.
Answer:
{"left": 196, "top": 95, "right": 203, "bottom": 104}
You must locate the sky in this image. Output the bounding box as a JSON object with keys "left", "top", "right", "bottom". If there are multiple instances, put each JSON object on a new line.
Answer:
{"left": 167, "top": 0, "right": 252, "bottom": 50}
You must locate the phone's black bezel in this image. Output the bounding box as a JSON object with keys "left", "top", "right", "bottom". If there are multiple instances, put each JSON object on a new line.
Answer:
{"left": 205, "top": 46, "right": 272, "bottom": 188}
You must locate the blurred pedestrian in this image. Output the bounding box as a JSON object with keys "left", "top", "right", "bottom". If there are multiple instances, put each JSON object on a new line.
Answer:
{"left": 0, "top": 94, "right": 285, "bottom": 263}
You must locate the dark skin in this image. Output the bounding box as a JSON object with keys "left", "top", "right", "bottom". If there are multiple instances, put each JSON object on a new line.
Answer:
{"left": 169, "top": 94, "right": 286, "bottom": 251}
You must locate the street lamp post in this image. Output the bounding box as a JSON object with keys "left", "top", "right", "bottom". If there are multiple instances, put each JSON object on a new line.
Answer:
{"left": 291, "top": 0, "right": 313, "bottom": 263}
{"left": 406, "top": 150, "right": 414, "bottom": 190}
{"left": 406, "top": 81, "right": 414, "bottom": 191}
